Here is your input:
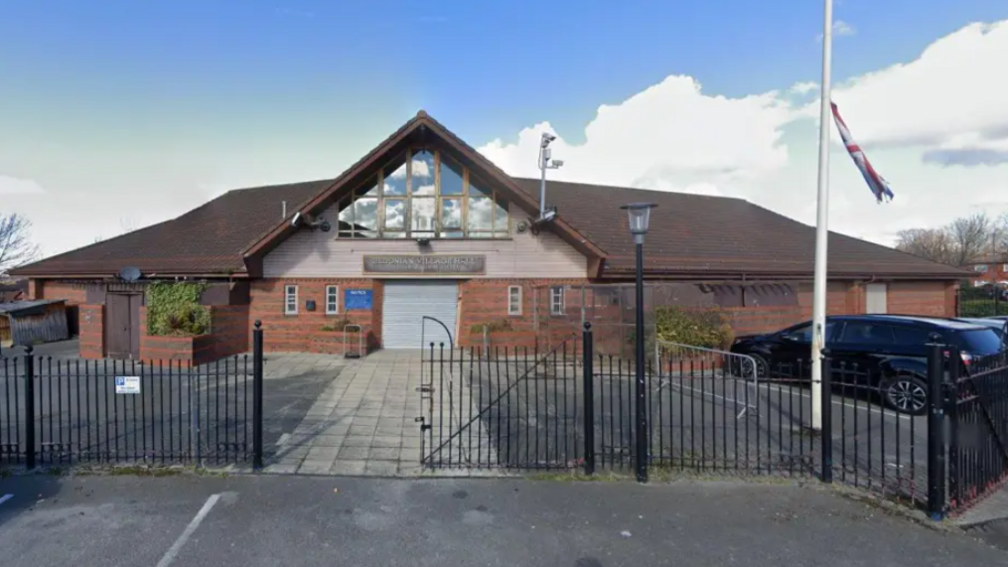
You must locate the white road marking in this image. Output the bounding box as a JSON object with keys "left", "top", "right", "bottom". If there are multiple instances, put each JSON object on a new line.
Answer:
{"left": 276, "top": 433, "right": 291, "bottom": 446}
{"left": 0, "top": 494, "right": 12, "bottom": 507}
{"left": 156, "top": 494, "right": 221, "bottom": 567}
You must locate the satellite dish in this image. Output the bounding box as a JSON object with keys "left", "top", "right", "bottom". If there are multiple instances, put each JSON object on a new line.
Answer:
{"left": 119, "top": 266, "right": 142, "bottom": 282}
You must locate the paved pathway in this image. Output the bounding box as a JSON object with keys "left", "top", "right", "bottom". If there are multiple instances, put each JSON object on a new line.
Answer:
{"left": 267, "top": 350, "right": 426, "bottom": 476}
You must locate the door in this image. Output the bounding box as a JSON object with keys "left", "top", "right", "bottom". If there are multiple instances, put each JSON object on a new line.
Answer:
{"left": 106, "top": 293, "right": 141, "bottom": 359}
{"left": 866, "top": 283, "right": 887, "bottom": 314}
{"left": 382, "top": 280, "right": 459, "bottom": 349}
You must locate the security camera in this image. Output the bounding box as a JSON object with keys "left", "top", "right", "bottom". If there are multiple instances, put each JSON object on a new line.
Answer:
{"left": 551, "top": 159, "right": 565, "bottom": 168}
{"left": 541, "top": 133, "right": 557, "bottom": 147}
{"left": 291, "top": 212, "right": 302, "bottom": 227}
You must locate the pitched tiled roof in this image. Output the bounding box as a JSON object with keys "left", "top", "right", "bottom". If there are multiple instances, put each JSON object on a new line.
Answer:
{"left": 510, "top": 178, "right": 970, "bottom": 280}
{"left": 13, "top": 180, "right": 329, "bottom": 277}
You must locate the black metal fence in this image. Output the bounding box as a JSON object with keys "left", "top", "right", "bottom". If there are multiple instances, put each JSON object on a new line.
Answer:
{"left": 0, "top": 322, "right": 267, "bottom": 469}
{"left": 418, "top": 322, "right": 1008, "bottom": 519}
{"left": 957, "top": 285, "right": 1008, "bottom": 317}
{"left": 947, "top": 349, "right": 1008, "bottom": 514}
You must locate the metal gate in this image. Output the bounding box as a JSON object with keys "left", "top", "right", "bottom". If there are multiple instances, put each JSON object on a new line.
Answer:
{"left": 418, "top": 334, "right": 581, "bottom": 469}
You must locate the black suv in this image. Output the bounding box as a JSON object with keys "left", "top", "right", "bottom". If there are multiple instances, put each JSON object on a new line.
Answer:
{"left": 730, "top": 315, "right": 1005, "bottom": 415}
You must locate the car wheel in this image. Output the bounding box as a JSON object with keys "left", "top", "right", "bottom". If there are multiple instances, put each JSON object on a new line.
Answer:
{"left": 881, "top": 375, "right": 928, "bottom": 415}
{"left": 740, "top": 354, "right": 769, "bottom": 382}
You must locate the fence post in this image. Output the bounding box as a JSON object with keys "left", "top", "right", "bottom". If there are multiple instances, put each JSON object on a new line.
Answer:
{"left": 252, "top": 321, "right": 264, "bottom": 470}
{"left": 582, "top": 322, "right": 595, "bottom": 475}
{"left": 926, "top": 338, "right": 947, "bottom": 520}
{"left": 820, "top": 350, "right": 832, "bottom": 483}
{"left": 23, "top": 345, "right": 35, "bottom": 470}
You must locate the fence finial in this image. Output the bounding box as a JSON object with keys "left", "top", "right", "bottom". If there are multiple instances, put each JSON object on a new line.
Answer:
{"left": 583, "top": 322, "right": 592, "bottom": 331}
{"left": 24, "top": 345, "right": 33, "bottom": 355}
{"left": 254, "top": 320, "right": 262, "bottom": 330}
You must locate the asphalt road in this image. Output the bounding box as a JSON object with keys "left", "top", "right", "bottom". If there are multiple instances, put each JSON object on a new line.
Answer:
{"left": 0, "top": 474, "right": 1004, "bottom": 567}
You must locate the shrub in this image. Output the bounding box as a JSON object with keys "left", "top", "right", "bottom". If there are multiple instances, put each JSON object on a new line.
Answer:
{"left": 653, "top": 306, "right": 734, "bottom": 350}
{"left": 146, "top": 282, "right": 210, "bottom": 337}
{"left": 321, "top": 317, "right": 355, "bottom": 332}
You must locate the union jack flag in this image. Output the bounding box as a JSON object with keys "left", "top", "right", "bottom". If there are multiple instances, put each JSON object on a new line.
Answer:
{"left": 831, "top": 102, "right": 894, "bottom": 203}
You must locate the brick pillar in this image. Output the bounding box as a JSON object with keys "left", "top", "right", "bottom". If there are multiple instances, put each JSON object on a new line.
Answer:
{"left": 79, "top": 304, "right": 104, "bottom": 359}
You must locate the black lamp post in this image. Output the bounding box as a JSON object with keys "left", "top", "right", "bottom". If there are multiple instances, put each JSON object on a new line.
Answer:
{"left": 621, "top": 202, "right": 656, "bottom": 483}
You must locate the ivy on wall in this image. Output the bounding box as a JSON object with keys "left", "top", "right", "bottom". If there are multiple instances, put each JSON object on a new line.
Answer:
{"left": 146, "top": 282, "right": 211, "bottom": 336}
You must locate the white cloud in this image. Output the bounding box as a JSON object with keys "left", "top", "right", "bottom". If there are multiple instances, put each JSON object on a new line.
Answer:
{"left": 823, "top": 21, "right": 1008, "bottom": 164}
{"left": 817, "top": 20, "right": 857, "bottom": 42}
{"left": 479, "top": 19, "right": 1008, "bottom": 246}
{"left": 791, "top": 81, "right": 819, "bottom": 95}
{"left": 834, "top": 20, "right": 856, "bottom": 37}
{"left": 478, "top": 75, "right": 795, "bottom": 197}
{"left": 0, "top": 175, "right": 46, "bottom": 194}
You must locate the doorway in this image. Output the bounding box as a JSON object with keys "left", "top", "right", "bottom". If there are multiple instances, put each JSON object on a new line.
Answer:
{"left": 106, "top": 293, "right": 141, "bottom": 359}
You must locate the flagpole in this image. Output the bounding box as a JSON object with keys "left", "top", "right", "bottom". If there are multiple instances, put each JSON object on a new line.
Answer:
{"left": 811, "top": 0, "right": 834, "bottom": 432}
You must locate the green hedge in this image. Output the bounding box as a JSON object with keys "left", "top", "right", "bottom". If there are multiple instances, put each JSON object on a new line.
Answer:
{"left": 146, "top": 282, "right": 210, "bottom": 336}
{"left": 654, "top": 306, "right": 734, "bottom": 350}
{"left": 959, "top": 299, "right": 1008, "bottom": 318}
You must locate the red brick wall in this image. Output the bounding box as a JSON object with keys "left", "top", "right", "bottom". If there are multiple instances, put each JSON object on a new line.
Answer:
{"left": 211, "top": 305, "right": 250, "bottom": 358}
{"left": 250, "top": 278, "right": 380, "bottom": 354}
{"left": 887, "top": 281, "right": 956, "bottom": 317}
{"left": 34, "top": 281, "right": 87, "bottom": 304}
{"left": 458, "top": 279, "right": 590, "bottom": 349}
{"left": 79, "top": 304, "right": 104, "bottom": 359}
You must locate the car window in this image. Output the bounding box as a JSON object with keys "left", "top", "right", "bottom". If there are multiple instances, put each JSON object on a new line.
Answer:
{"left": 892, "top": 326, "right": 934, "bottom": 346}
{"left": 837, "top": 322, "right": 895, "bottom": 346}
{"left": 958, "top": 329, "right": 1004, "bottom": 355}
{"left": 786, "top": 322, "right": 834, "bottom": 342}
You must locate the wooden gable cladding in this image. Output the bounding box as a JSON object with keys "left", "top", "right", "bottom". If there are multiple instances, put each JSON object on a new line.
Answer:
{"left": 241, "top": 111, "right": 604, "bottom": 277}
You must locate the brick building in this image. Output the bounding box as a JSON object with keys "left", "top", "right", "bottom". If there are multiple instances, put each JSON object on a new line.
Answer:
{"left": 11, "top": 111, "right": 969, "bottom": 364}
{"left": 964, "top": 254, "right": 1008, "bottom": 286}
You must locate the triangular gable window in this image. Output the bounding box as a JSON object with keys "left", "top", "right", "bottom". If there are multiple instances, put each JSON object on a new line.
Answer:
{"left": 336, "top": 148, "right": 510, "bottom": 239}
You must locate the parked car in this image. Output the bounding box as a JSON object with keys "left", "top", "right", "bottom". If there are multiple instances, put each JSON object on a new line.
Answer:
{"left": 956, "top": 317, "right": 1008, "bottom": 340}
{"left": 730, "top": 315, "right": 1005, "bottom": 415}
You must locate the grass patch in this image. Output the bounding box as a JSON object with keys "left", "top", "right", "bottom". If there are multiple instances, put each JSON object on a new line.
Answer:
{"left": 529, "top": 470, "right": 625, "bottom": 482}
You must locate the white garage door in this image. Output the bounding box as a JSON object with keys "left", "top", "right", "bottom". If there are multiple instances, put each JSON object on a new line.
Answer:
{"left": 382, "top": 280, "right": 459, "bottom": 349}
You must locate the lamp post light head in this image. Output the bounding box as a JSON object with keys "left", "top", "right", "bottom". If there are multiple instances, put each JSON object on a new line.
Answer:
{"left": 620, "top": 203, "right": 657, "bottom": 244}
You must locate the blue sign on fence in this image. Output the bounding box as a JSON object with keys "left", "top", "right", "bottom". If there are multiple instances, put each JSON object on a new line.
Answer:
{"left": 344, "top": 289, "right": 373, "bottom": 310}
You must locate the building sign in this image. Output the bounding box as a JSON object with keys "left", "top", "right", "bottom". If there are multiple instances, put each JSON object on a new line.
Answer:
{"left": 344, "top": 289, "right": 373, "bottom": 310}
{"left": 115, "top": 376, "right": 140, "bottom": 395}
{"left": 362, "top": 254, "right": 486, "bottom": 275}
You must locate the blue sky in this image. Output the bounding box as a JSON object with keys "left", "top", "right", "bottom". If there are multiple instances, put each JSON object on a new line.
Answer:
{"left": 2, "top": 0, "right": 1007, "bottom": 257}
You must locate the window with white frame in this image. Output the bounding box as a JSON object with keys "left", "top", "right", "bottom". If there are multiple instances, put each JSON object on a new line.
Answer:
{"left": 975, "top": 264, "right": 989, "bottom": 273}
{"left": 326, "top": 285, "right": 339, "bottom": 315}
{"left": 508, "top": 286, "right": 522, "bottom": 315}
{"left": 550, "top": 287, "right": 565, "bottom": 316}
{"left": 1002, "top": 264, "right": 1008, "bottom": 272}
{"left": 284, "top": 285, "right": 298, "bottom": 315}
{"left": 335, "top": 149, "right": 510, "bottom": 239}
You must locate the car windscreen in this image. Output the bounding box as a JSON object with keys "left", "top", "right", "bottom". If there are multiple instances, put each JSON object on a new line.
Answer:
{"left": 957, "top": 329, "right": 1004, "bottom": 355}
